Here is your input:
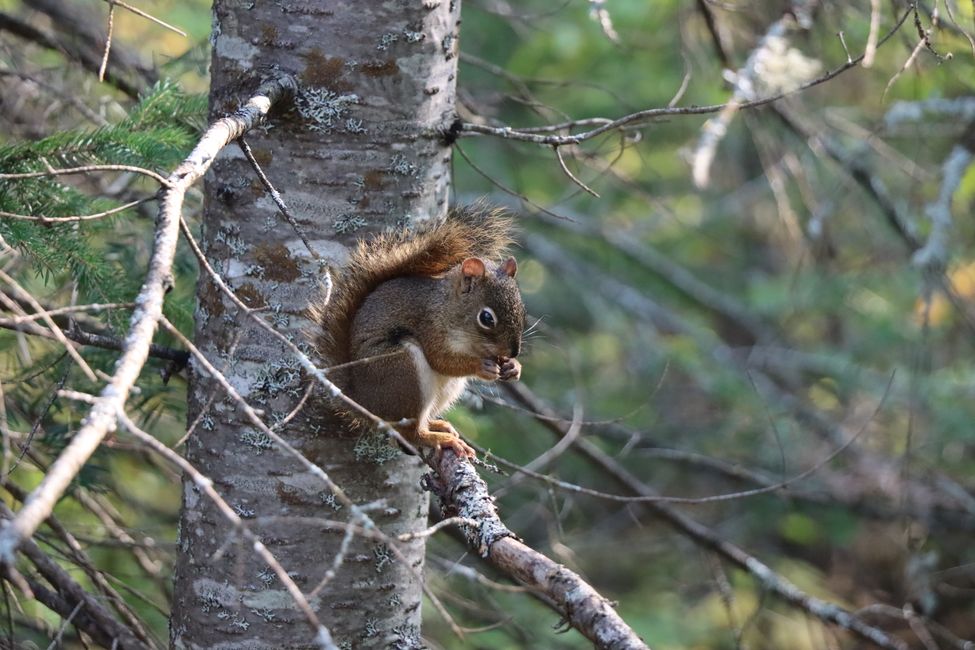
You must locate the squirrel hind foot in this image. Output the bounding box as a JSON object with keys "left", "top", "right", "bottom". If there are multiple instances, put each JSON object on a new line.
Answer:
{"left": 416, "top": 427, "right": 476, "bottom": 459}
{"left": 428, "top": 418, "right": 458, "bottom": 434}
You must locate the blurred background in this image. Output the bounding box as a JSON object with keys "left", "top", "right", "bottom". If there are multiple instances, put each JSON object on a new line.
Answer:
{"left": 1, "top": 0, "right": 974, "bottom": 647}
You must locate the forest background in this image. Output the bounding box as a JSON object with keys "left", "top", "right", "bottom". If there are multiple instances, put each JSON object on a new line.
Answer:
{"left": 1, "top": 0, "right": 974, "bottom": 648}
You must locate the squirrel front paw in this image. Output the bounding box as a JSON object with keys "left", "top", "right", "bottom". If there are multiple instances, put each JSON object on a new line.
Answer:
{"left": 477, "top": 357, "right": 501, "bottom": 381}
{"left": 498, "top": 357, "right": 521, "bottom": 381}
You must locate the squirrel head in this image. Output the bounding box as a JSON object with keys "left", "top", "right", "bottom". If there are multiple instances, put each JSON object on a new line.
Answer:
{"left": 447, "top": 256, "right": 525, "bottom": 360}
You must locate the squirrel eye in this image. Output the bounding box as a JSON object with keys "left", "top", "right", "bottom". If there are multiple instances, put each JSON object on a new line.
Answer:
{"left": 477, "top": 307, "right": 497, "bottom": 330}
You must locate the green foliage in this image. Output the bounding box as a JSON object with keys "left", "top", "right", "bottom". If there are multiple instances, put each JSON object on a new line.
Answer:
{"left": 5, "top": 0, "right": 975, "bottom": 647}
{"left": 0, "top": 79, "right": 203, "bottom": 480}
{"left": 0, "top": 80, "right": 204, "bottom": 310}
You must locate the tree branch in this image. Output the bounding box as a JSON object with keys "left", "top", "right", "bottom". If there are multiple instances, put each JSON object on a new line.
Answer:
{"left": 426, "top": 451, "right": 651, "bottom": 650}
{"left": 0, "top": 502, "right": 148, "bottom": 649}
{"left": 0, "top": 74, "right": 297, "bottom": 563}
{"left": 459, "top": 7, "right": 911, "bottom": 147}
{"left": 502, "top": 382, "right": 910, "bottom": 650}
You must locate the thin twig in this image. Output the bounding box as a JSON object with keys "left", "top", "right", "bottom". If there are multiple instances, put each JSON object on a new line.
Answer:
{"left": 553, "top": 146, "right": 600, "bottom": 197}
{"left": 237, "top": 136, "right": 317, "bottom": 258}
{"left": 46, "top": 600, "right": 84, "bottom": 650}
{"left": 98, "top": 1, "right": 115, "bottom": 82}
{"left": 8, "top": 368, "right": 68, "bottom": 477}
{"left": 459, "top": 7, "right": 912, "bottom": 147}
{"left": 0, "top": 301, "right": 134, "bottom": 324}
{"left": 0, "top": 164, "right": 170, "bottom": 188}
{"left": 0, "top": 198, "right": 152, "bottom": 223}
{"left": 0, "top": 74, "right": 298, "bottom": 564}
{"left": 99, "top": 0, "right": 186, "bottom": 36}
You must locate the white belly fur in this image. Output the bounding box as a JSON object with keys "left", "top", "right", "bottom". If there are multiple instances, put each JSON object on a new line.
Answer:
{"left": 404, "top": 343, "right": 468, "bottom": 429}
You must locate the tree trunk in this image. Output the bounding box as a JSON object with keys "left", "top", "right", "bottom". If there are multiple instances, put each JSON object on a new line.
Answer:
{"left": 171, "top": 2, "right": 460, "bottom": 648}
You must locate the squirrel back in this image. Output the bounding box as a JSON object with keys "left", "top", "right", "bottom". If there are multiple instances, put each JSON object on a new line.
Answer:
{"left": 313, "top": 204, "right": 516, "bottom": 365}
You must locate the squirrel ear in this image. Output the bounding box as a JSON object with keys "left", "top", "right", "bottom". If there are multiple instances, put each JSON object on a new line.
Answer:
{"left": 458, "top": 257, "right": 486, "bottom": 294}
{"left": 499, "top": 256, "right": 518, "bottom": 278}
{"left": 461, "top": 258, "right": 486, "bottom": 278}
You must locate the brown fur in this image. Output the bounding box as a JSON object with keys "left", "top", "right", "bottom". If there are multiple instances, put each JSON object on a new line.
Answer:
{"left": 312, "top": 203, "right": 516, "bottom": 365}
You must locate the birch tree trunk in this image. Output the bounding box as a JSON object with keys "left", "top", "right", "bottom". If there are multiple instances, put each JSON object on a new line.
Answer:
{"left": 171, "top": 2, "right": 461, "bottom": 647}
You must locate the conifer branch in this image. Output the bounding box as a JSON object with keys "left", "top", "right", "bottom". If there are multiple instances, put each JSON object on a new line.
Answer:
{"left": 0, "top": 75, "right": 297, "bottom": 564}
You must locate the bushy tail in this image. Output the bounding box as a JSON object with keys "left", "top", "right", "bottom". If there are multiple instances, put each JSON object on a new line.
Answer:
{"left": 313, "top": 204, "right": 516, "bottom": 364}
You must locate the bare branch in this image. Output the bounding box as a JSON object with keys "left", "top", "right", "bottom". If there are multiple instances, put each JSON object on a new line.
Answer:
{"left": 0, "top": 197, "right": 153, "bottom": 223}
{"left": 554, "top": 146, "right": 600, "bottom": 197}
{"left": 459, "top": 7, "right": 911, "bottom": 148}
{"left": 0, "top": 74, "right": 298, "bottom": 563}
{"left": 98, "top": 2, "right": 115, "bottom": 83}
{"left": 426, "top": 449, "right": 651, "bottom": 650}
{"left": 0, "top": 164, "right": 170, "bottom": 188}
{"left": 99, "top": 0, "right": 187, "bottom": 37}
{"left": 0, "top": 502, "right": 148, "bottom": 650}
{"left": 502, "top": 382, "right": 910, "bottom": 650}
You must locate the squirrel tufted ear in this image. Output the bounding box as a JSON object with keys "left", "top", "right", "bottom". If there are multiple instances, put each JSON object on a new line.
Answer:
{"left": 499, "top": 256, "right": 518, "bottom": 278}
{"left": 461, "top": 257, "right": 486, "bottom": 278}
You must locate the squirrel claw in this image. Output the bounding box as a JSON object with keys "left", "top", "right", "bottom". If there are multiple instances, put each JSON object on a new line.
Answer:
{"left": 498, "top": 357, "right": 521, "bottom": 381}
{"left": 417, "top": 425, "right": 477, "bottom": 459}
{"left": 476, "top": 357, "right": 501, "bottom": 381}
{"left": 438, "top": 436, "right": 477, "bottom": 459}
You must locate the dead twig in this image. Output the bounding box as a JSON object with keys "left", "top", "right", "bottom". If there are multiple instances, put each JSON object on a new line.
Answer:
{"left": 426, "top": 449, "right": 651, "bottom": 650}
{"left": 0, "top": 74, "right": 298, "bottom": 565}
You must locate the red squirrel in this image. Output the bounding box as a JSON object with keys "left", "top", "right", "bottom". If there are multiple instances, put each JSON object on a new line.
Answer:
{"left": 313, "top": 205, "right": 525, "bottom": 457}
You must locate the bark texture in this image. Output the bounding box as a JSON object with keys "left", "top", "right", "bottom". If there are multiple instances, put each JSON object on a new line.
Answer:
{"left": 171, "top": 2, "right": 461, "bottom": 648}
{"left": 427, "top": 451, "right": 651, "bottom": 650}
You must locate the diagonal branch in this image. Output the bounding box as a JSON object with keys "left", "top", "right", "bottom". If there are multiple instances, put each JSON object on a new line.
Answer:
{"left": 427, "top": 450, "right": 651, "bottom": 650}
{"left": 459, "top": 7, "right": 911, "bottom": 147}
{"left": 0, "top": 74, "right": 297, "bottom": 563}
{"left": 0, "top": 502, "right": 148, "bottom": 650}
{"left": 502, "top": 382, "right": 909, "bottom": 650}
{"left": 27, "top": 0, "right": 156, "bottom": 98}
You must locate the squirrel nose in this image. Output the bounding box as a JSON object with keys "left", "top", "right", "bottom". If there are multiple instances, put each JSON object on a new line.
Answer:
{"left": 510, "top": 341, "right": 520, "bottom": 358}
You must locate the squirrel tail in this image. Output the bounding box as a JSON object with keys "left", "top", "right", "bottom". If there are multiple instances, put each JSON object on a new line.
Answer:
{"left": 313, "top": 203, "right": 516, "bottom": 364}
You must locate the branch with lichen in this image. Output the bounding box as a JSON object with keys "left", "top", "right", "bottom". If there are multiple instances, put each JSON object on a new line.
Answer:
{"left": 0, "top": 74, "right": 298, "bottom": 564}
{"left": 691, "top": 0, "right": 822, "bottom": 188}
{"left": 425, "top": 449, "right": 651, "bottom": 650}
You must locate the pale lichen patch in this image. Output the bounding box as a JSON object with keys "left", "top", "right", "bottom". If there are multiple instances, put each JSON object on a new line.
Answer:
{"left": 214, "top": 34, "right": 260, "bottom": 66}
